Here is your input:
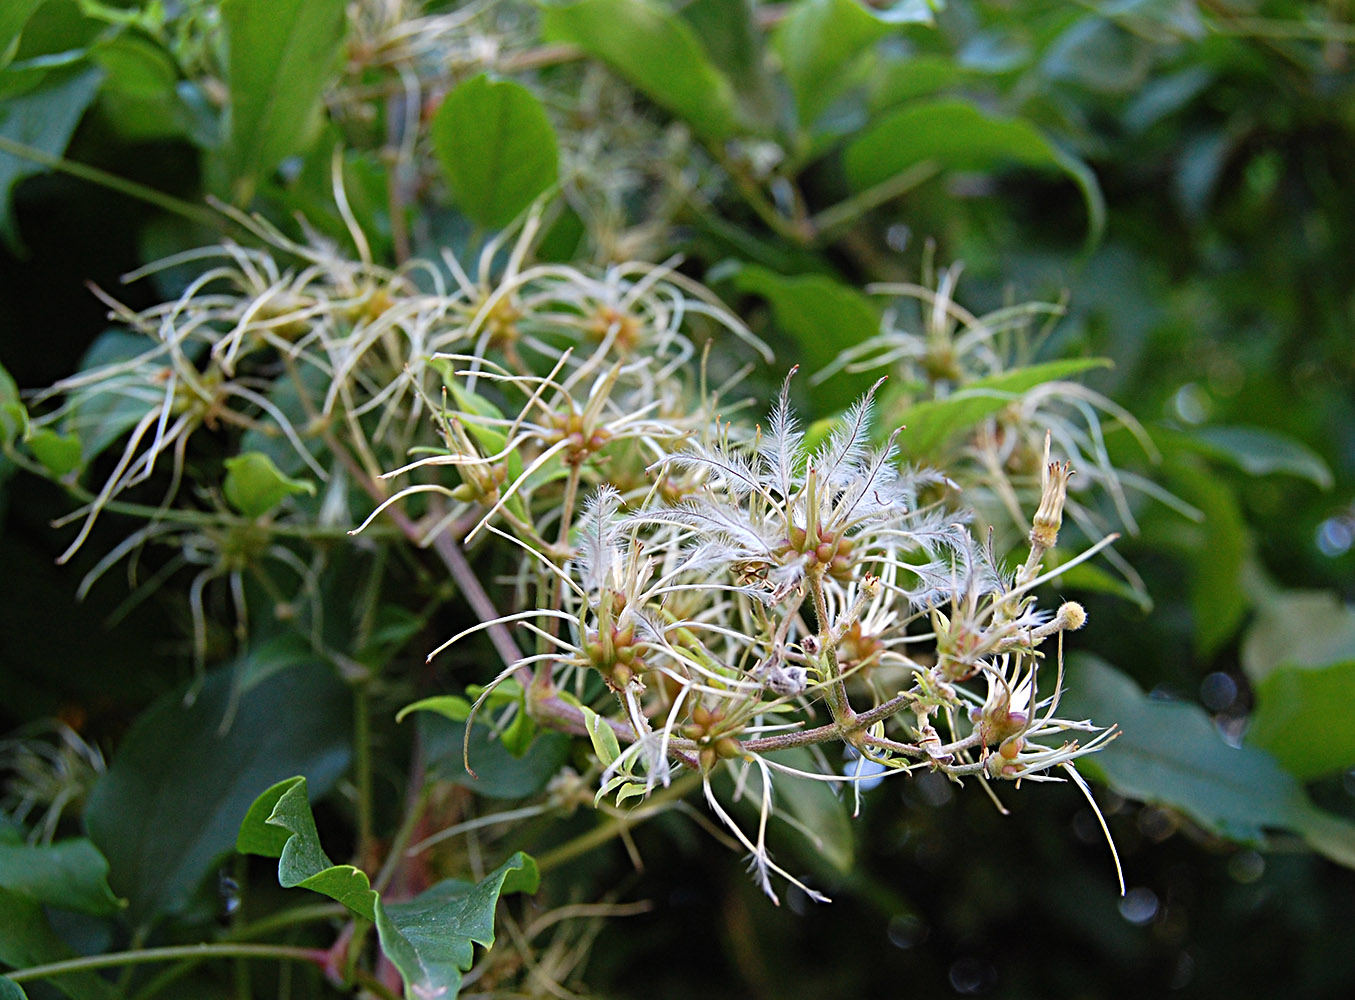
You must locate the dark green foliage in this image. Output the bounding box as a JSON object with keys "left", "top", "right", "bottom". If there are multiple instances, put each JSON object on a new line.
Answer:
{"left": 2, "top": 1, "right": 1354, "bottom": 998}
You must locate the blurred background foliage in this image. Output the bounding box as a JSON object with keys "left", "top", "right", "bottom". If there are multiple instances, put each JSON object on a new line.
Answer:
{"left": 2, "top": 0, "right": 1355, "bottom": 998}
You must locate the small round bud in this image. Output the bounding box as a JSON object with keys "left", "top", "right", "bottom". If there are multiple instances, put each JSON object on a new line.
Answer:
{"left": 1059, "top": 601, "right": 1087, "bottom": 631}
{"left": 714, "top": 736, "right": 742, "bottom": 759}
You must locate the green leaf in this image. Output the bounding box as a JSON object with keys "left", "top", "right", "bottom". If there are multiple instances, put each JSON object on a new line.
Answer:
{"left": 61, "top": 329, "right": 160, "bottom": 464}
{"left": 1242, "top": 589, "right": 1355, "bottom": 682}
{"left": 869, "top": 53, "right": 968, "bottom": 111}
{"left": 374, "top": 852, "right": 538, "bottom": 998}
{"left": 0, "top": 361, "right": 28, "bottom": 448}
{"left": 0, "top": 888, "right": 116, "bottom": 1000}
{"left": 772, "top": 0, "right": 891, "bottom": 130}
{"left": 678, "top": 0, "right": 772, "bottom": 126}
{"left": 580, "top": 704, "right": 620, "bottom": 767}
{"left": 0, "top": 61, "right": 102, "bottom": 249}
{"left": 1241, "top": 588, "right": 1355, "bottom": 779}
{"left": 431, "top": 74, "right": 559, "bottom": 230}
{"left": 1248, "top": 660, "right": 1355, "bottom": 781}
{"left": 84, "top": 662, "right": 351, "bottom": 927}
{"left": 0, "top": 975, "right": 27, "bottom": 1000}
{"left": 396, "top": 695, "right": 472, "bottom": 724}
{"left": 1181, "top": 425, "right": 1333, "bottom": 489}
{"left": 420, "top": 713, "right": 571, "bottom": 800}
{"left": 223, "top": 451, "right": 316, "bottom": 517}
{"left": 438, "top": 367, "right": 525, "bottom": 477}
{"left": 1045, "top": 551, "right": 1153, "bottom": 612}
{"left": 766, "top": 748, "right": 853, "bottom": 874}
{"left": 731, "top": 266, "right": 880, "bottom": 412}
{"left": 91, "top": 33, "right": 187, "bottom": 142}
{"left": 843, "top": 98, "right": 1105, "bottom": 246}
{"left": 1163, "top": 456, "right": 1248, "bottom": 657}
{"left": 894, "top": 358, "right": 1112, "bottom": 457}
{"left": 8, "top": 0, "right": 101, "bottom": 63}
{"left": 541, "top": 0, "right": 737, "bottom": 140}
{"left": 228, "top": 632, "right": 319, "bottom": 698}
{"left": 239, "top": 778, "right": 535, "bottom": 998}
{"left": 499, "top": 705, "right": 538, "bottom": 757}
{"left": 0, "top": 0, "right": 46, "bottom": 69}
{"left": 221, "top": 0, "right": 347, "bottom": 202}
{"left": 1062, "top": 655, "right": 1355, "bottom": 867}
{"left": 236, "top": 776, "right": 378, "bottom": 920}
{"left": 27, "top": 427, "right": 80, "bottom": 476}
{"left": 0, "top": 839, "right": 123, "bottom": 916}
{"left": 769, "top": 742, "right": 850, "bottom": 867}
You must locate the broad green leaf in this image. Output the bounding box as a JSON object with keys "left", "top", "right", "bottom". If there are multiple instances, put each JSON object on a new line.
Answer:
{"left": 766, "top": 748, "right": 853, "bottom": 874}
{"left": 0, "top": 0, "right": 46, "bottom": 69}
{"left": 91, "top": 33, "right": 186, "bottom": 142}
{"left": 869, "top": 53, "right": 968, "bottom": 111}
{"left": 1241, "top": 588, "right": 1355, "bottom": 779}
{"left": 678, "top": 0, "right": 772, "bottom": 125}
{"left": 421, "top": 713, "right": 571, "bottom": 800}
{"left": 0, "top": 361, "right": 27, "bottom": 447}
{"left": 0, "top": 61, "right": 102, "bottom": 249}
{"left": 1181, "top": 425, "right": 1333, "bottom": 489}
{"left": 0, "top": 888, "right": 116, "bottom": 1000}
{"left": 223, "top": 451, "right": 316, "bottom": 517}
{"left": 431, "top": 74, "right": 559, "bottom": 230}
{"left": 84, "top": 662, "right": 351, "bottom": 926}
{"left": 844, "top": 99, "right": 1105, "bottom": 246}
{"left": 8, "top": 0, "right": 100, "bottom": 63}
{"left": 236, "top": 776, "right": 378, "bottom": 920}
{"left": 1063, "top": 655, "right": 1355, "bottom": 867}
{"left": 221, "top": 0, "right": 347, "bottom": 202}
{"left": 541, "top": 0, "right": 737, "bottom": 140}
{"left": 360, "top": 604, "right": 425, "bottom": 661}
{"left": 772, "top": 0, "right": 891, "bottom": 129}
{"left": 396, "top": 695, "right": 472, "bottom": 724}
{"left": 0, "top": 839, "right": 122, "bottom": 916}
{"left": 1248, "top": 660, "right": 1355, "bottom": 780}
{"left": 731, "top": 266, "right": 880, "bottom": 412}
{"left": 1242, "top": 589, "right": 1355, "bottom": 682}
{"left": 0, "top": 975, "right": 26, "bottom": 1000}
{"left": 374, "top": 852, "right": 538, "bottom": 999}
{"left": 894, "top": 358, "right": 1112, "bottom": 457}
{"left": 228, "top": 632, "right": 319, "bottom": 698}
{"left": 1164, "top": 457, "right": 1247, "bottom": 657}
{"left": 26, "top": 427, "right": 80, "bottom": 476}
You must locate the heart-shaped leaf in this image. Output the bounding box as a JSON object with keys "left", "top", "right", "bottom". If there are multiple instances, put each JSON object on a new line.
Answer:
{"left": 84, "top": 662, "right": 351, "bottom": 927}
{"left": 431, "top": 74, "right": 559, "bottom": 229}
